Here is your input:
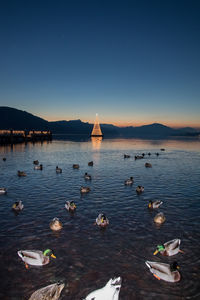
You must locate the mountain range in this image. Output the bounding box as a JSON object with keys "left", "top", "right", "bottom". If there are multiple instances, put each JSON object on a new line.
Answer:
{"left": 0, "top": 106, "right": 199, "bottom": 137}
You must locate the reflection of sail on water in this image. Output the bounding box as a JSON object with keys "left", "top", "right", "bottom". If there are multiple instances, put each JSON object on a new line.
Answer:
{"left": 91, "top": 114, "right": 103, "bottom": 137}
{"left": 91, "top": 136, "right": 102, "bottom": 150}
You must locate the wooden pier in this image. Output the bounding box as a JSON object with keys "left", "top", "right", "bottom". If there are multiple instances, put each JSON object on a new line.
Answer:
{"left": 0, "top": 130, "right": 52, "bottom": 144}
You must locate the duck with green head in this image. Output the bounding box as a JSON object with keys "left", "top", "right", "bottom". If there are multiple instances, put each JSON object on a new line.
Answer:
{"left": 17, "top": 249, "right": 56, "bottom": 268}
{"left": 153, "top": 239, "right": 182, "bottom": 256}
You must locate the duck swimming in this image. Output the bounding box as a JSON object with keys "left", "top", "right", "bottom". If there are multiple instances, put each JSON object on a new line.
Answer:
{"left": 153, "top": 239, "right": 182, "bottom": 256}
{"left": 0, "top": 187, "right": 7, "bottom": 194}
{"left": 84, "top": 277, "right": 122, "bottom": 300}
{"left": 34, "top": 164, "right": 43, "bottom": 170}
{"left": 12, "top": 200, "right": 24, "bottom": 211}
{"left": 124, "top": 177, "right": 134, "bottom": 185}
{"left": 154, "top": 212, "right": 166, "bottom": 224}
{"left": 17, "top": 249, "right": 56, "bottom": 268}
{"left": 65, "top": 201, "right": 76, "bottom": 212}
{"left": 49, "top": 217, "right": 63, "bottom": 231}
{"left": 3, "top": 157, "right": 6, "bottom": 161}
{"left": 136, "top": 186, "right": 144, "bottom": 193}
{"left": 29, "top": 282, "right": 65, "bottom": 300}
{"left": 84, "top": 172, "right": 92, "bottom": 180}
{"left": 56, "top": 166, "right": 62, "bottom": 173}
{"left": 145, "top": 162, "right": 152, "bottom": 168}
{"left": 124, "top": 154, "right": 130, "bottom": 158}
{"left": 145, "top": 261, "right": 181, "bottom": 282}
{"left": 148, "top": 200, "right": 163, "bottom": 209}
{"left": 33, "top": 160, "right": 39, "bottom": 165}
{"left": 73, "top": 164, "right": 79, "bottom": 169}
{"left": 95, "top": 213, "right": 109, "bottom": 228}
{"left": 88, "top": 161, "right": 93, "bottom": 166}
{"left": 18, "top": 170, "right": 26, "bottom": 177}
{"left": 80, "top": 186, "right": 91, "bottom": 193}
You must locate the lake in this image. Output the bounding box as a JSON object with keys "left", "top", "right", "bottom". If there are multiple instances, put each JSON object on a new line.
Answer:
{"left": 0, "top": 137, "right": 199, "bottom": 299}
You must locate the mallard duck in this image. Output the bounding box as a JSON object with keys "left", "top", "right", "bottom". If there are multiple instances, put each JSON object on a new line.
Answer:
{"left": 85, "top": 277, "right": 122, "bottom": 300}
{"left": 145, "top": 162, "right": 152, "bottom": 168}
{"left": 73, "top": 164, "right": 79, "bottom": 169}
{"left": 154, "top": 212, "right": 166, "bottom": 224}
{"left": 88, "top": 161, "right": 93, "bottom": 166}
{"left": 12, "top": 200, "right": 24, "bottom": 211}
{"left": 29, "top": 282, "right": 65, "bottom": 300}
{"left": 145, "top": 261, "right": 181, "bottom": 282}
{"left": 49, "top": 217, "right": 63, "bottom": 231}
{"left": 148, "top": 200, "right": 163, "bottom": 209}
{"left": 33, "top": 160, "right": 39, "bottom": 165}
{"left": 65, "top": 201, "right": 76, "bottom": 212}
{"left": 18, "top": 170, "right": 26, "bottom": 177}
{"left": 124, "top": 177, "right": 134, "bottom": 185}
{"left": 17, "top": 249, "right": 56, "bottom": 268}
{"left": 56, "top": 166, "right": 62, "bottom": 173}
{"left": 80, "top": 186, "right": 91, "bottom": 193}
{"left": 135, "top": 155, "right": 144, "bottom": 160}
{"left": 95, "top": 213, "right": 109, "bottom": 228}
{"left": 153, "top": 239, "right": 182, "bottom": 256}
{"left": 0, "top": 187, "right": 7, "bottom": 194}
{"left": 3, "top": 157, "right": 6, "bottom": 161}
{"left": 84, "top": 172, "right": 92, "bottom": 180}
{"left": 34, "top": 164, "right": 43, "bottom": 170}
{"left": 124, "top": 154, "right": 130, "bottom": 158}
{"left": 136, "top": 186, "right": 144, "bottom": 193}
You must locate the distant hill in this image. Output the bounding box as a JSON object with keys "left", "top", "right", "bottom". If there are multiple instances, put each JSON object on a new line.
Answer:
{"left": 0, "top": 106, "right": 199, "bottom": 137}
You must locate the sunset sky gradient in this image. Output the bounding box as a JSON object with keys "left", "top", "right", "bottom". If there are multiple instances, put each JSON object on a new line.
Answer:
{"left": 0, "top": 0, "right": 199, "bottom": 128}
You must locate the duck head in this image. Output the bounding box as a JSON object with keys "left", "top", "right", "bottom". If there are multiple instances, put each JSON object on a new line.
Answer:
{"left": 153, "top": 244, "right": 165, "bottom": 255}
{"left": 43, "top": 249, "right": 56, "bottom": 259}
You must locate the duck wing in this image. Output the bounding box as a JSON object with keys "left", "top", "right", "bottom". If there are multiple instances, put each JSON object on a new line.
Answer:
{"left": 29, "top": 282, "right": 65, "bottom": 300}
{"left": 164, "top": 239, "right": 181, "bottom": 255}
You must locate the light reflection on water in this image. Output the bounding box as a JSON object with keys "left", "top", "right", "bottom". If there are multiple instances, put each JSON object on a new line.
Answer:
{"left": 0, "top": 137, "right": 199, "bottom": 299}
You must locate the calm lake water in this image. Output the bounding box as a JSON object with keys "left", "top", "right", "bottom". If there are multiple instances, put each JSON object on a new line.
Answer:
{"left": 0, "top": 137, "right": 199, "bottom": 299}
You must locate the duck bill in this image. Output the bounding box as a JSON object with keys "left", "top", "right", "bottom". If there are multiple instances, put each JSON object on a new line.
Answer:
{"left": 153, "top": 249, "right": 159, "bottom": 255}
{"left": 51, "top": 254, "right": 56, "bottom": 259}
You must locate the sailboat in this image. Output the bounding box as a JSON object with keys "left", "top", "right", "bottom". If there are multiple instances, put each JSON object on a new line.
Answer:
{"left": 91, "top": 114, "right": 103, "bottom": 137}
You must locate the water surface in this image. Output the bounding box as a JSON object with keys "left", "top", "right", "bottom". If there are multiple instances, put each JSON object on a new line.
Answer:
{"left": 0, "top": 137, "right": 199, "bottom": 299}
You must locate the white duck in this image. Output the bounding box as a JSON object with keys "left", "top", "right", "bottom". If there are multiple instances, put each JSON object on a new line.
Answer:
{"left": 84, "top": 277, "right": 122, "bottom": 300}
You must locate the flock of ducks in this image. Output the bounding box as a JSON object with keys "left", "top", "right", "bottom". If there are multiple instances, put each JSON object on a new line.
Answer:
{"left": 1, "top": 148, "right": 184, "bottom": 299}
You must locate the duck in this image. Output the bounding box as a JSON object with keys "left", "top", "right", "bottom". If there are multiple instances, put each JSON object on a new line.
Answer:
{"left": 88, "top": 161, "right": 93, "bottom": 166}
{"left": 18, "top": 170, "right": 26, "bottom": 177}
{"left": 145, "top": 261, "right": 181, "bottom": 282}
{"left": 49, "top": 217, "right": 63, "bottom": 231}
{"left": 33, "top": 160, "right": 39, "bottom": 165}
{"left": 148, "top": 200, "right": 163, "bottom": 209}
{"left": 80, "top": 186, "right": 91, "bottom": 193}
{"left": 12, "top": 200, "right": 24, "bottom": 211}
{"left": 154, "top": 212, "right": 166, "bottom": 224}
{"left": 73, "top": 164, "right": 79, "bottom": 169}
{"left": 145, "top": 162, "right": 152, "bottom": 168}
{"left": 95, "top": 213, "right": 109, "bottom": 228}
{"left": 34, "top": 164, "right": 43, "bottom": 170}
{"left": 56, "top": 166, "right": 62, "bottom": 173}
{"left": 148, "top": 152, "right": 151, "bottom": 156}
{"left": 160, "top": 148, "right": 165, "bottom": 151}
{"left": 84, "top": 277, "right": 122, "bottom": 300}
{"left": 124, "top": 177, "right": 134, "bottom": 185}
{"left": 136, "top": 186, "right": 144, "bottom": 193}
{"left": 65, "top": 201, "right": 76, "bottom": 212}
{"left": 135, "top": 155, "right": 144, "bottom": 160}
{"left": 3, "top": 157, "right": 6, "bottom": 161}
{"left": 84, "top": 172, "right": 92, "bottom": 180}
{"left": 124, "top": 154, "right": 130, "bottom": 158}
{"left": 17, "top": 249, "right": 56, "bottom": 268}
{"left": 155, "top": 152, "right": 160, "bottom": 156}
{"left": 0, "top": 187, "right": 7, "bottom": 194}
{"left": 29, "top": 282, "right": 65, "bottom": 300}
{"left": 153, "top": 239, "right": 182, "bottom": 256}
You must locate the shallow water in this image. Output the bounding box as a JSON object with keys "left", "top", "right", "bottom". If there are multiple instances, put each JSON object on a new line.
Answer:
{"left": 0, "top": 137, "right": 200, "bottom": 299}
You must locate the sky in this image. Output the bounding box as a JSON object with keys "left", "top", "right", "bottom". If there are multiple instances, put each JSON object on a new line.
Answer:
{"left": 0, "top": 0, "right": 199, "bottom": 128}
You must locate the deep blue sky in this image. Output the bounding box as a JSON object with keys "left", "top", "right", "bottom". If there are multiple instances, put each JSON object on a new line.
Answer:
{"left": 0, "top": 0, "right": 199, "bottom": 127}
